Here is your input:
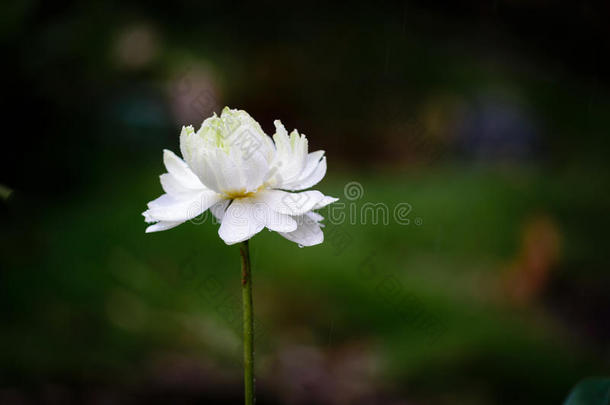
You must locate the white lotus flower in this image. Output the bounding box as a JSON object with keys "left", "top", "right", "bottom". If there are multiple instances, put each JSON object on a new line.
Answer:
{"left": 143, "top": 107, "right": 338, "bottom": 246}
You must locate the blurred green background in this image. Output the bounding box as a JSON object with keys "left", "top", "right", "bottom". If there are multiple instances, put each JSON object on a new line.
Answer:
{"left": 2, "top": 1, "right": 610, "bottom": 404}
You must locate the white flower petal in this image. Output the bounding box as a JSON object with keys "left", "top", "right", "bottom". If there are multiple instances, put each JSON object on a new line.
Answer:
{"left": 207, "top": 148, "right": 247, "bottom": 192}
{"left": 210, "top": 199, "right": 230, "bottom": 222}
{"left": 299, "top": 150, "right": 325, "bottom": 180}
{"left": 145, "top": 221, "right": 182, "bottom": 233}
{"left": 286, "top": 156, "right": 327, "bottom": 191}
{"left": 239, "top": 147, "right": 271, "bottom": 192}
{"left": 306, "top": 211, "right": 324, "bottom": 222}
{"left": 279, "top": 213, "right": 324, "bottom": 246}
{"left": 180, "top": 123, "right": 218, "bottom": 191}
{"left": 254, "top": 189, "right": 326, "bottom": 216}
{"left": 191, "top": 151, "right": 223, "bottom": 192}
{"left": 163, "top": 149, "right": 203, "bottom": 190}
{"left": 218, "top": 199, "right": 266, "bottom": 245}
{"left": 160, "top": 173, "right": 191, "bottom": 195}
{"left": 263, "top": 208, "right": 298, "bottom": 233}
{"left": 143, "top": 190, "right": 221, "bottom": 222}
{"left": 221, "top": 107, "right": 276, "bottom": 164}
{"left": 314, "top": 195, "right": 339, "bottom": 209}
{"left": 268, "top": 120, "right": 309, "bottom": 188}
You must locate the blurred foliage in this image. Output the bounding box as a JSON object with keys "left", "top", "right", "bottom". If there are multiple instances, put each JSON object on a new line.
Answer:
{"left": 1, "top": 1, "right": 610, "bottom": 404}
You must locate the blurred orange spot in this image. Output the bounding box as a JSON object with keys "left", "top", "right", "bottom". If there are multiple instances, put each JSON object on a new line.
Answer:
{"left": 504, "top": 215, "right": 562, "bottom": 305}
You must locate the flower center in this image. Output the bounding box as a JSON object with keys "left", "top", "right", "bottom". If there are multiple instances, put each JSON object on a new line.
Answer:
{"left": 223, "top": 189, "right": 256, "bottom": 200}
{"left": 222, "top": 185, "right": 266, "bottom": 200}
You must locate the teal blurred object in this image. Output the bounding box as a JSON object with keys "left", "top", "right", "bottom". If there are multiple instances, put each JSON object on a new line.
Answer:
{"left": 564, "top": 378, "right": 610, "bottom": 405}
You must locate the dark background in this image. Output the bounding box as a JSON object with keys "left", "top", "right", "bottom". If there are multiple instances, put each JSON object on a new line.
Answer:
{"left": 2, "top": 1, "right": 609, "bottom": 404}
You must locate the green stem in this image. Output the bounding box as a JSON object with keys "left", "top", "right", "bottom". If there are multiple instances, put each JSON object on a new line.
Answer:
{"left": 240, "top": 240, "right": 255, "bottom": 405}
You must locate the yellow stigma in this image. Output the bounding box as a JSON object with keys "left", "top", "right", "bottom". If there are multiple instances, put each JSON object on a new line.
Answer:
{"left": 222, "top": 185, "right": 266, "bottom": 200}
{"left": 223, "top": 189, "right": 256, "bottom": 199}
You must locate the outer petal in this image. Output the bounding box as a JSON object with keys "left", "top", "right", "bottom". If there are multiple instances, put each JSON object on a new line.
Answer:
{"left": 218, "top": 199, "right": 266, "bottom": 245}
{"left": 313, "top": 195, "right": 339, "bottom": 209}
{"left": 279, "top": 212, "right": 324, "bottom": 247}
{"left": 285, "top": 156, "right": 327, "bottom": 191}
{"left": 143, "top": 190, "right": 221, "bottom": 222}
{"left": 160, "top": 173, "right": 188, "bottom": 195}
{"left": 145, "top": 221, "right": 183, "bottom": 233}
{"left": 254, "top": 189, "right": 326, "bottom": 216}
{"left": 163, "top": 149, "right": 204, "bottom": 190}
